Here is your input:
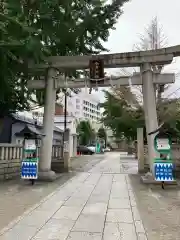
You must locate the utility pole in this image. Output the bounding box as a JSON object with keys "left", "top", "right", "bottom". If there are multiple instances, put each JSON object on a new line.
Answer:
{"left": 63, "top": 74, "right": 68, "bottom": 131}
{"left": 64, "top": 89, "right": 67, "bottom": 130}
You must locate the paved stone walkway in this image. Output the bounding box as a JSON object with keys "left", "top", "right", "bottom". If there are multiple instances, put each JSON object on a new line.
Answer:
{"left": 0, "top": 152, "right": 147, "bottom": 240}
{"left": 0, "top": 155, "right": 105, "bottom": 231}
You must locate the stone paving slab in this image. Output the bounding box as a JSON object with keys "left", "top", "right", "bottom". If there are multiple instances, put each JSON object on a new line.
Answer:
{"left": 67, "top": 232, "right": 102, "bottom": 240}
{"left": 106, "top": 208, "right": 133, "bottom": 223}
{"left": 0, "top": 153, "right": 148, "bottom": 240}
{"left": 33, "top": 219, "right": 75, "bottom": 240}
{"left": 0, "top": 224, "right": 39, "bottom": 240}
{"left": 53, "top": 206, "right": 83, "bottom": 221}
{"left": 72, "top": 214, "right": 105, "bottom": 232}
{"left": 103, "top": 222, "right": 137, "bottom": 240}
{"left": 87, "top": 194, "right": 109, "bottom": 204}
{"left": 14, "top": 209, "right": 54, "bottom": 228}
{"left": 108, "top": 197, "right": 131, "bottom": 209}
{"left": 82, "top": 202, "right": 107, "bottom": 215}
{"left": 36, "top": 200, "right": 64, "bottom": 212}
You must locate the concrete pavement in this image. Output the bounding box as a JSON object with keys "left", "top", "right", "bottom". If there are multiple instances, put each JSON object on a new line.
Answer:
{"left": 0, "top": 152, "right": 147, "bottom": 240}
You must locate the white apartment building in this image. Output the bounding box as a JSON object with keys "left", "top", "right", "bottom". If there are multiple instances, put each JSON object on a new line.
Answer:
{"left": 20, "top": 90, "right": 101, "bottom": 121}
{"left": 58, "top": 90, "right": 101, "bottom": 130}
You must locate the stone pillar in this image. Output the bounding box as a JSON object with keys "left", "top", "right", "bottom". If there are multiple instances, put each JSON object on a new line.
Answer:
{"left": 137, "top": 128, "right": 145, "bottom": 173}
{"left": 63, "top": 128, "right": 70, "bottom": 171}
{"left": 39, "top": 68, "right": 57, "bottom": 181}
{"left": 141, "top": 63, "right": 158, "bottom": 173}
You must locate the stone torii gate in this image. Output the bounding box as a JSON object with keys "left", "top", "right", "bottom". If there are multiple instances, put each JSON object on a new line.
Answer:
{"left": 28, "top": 45, "right": 180, "bottom": 180}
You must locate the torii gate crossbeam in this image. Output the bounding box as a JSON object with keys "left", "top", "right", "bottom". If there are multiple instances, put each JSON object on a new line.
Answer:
{"left": 29, "top": 44, "right": 180, "bottom": 70}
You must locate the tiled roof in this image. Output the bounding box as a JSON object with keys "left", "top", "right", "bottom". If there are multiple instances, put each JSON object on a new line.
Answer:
{"left": 11, "top": 113, "right": 63, "bottom": 133}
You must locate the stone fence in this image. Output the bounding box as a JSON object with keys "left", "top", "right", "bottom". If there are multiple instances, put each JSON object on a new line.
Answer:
{"left": 0, "top": 144, "right": 63, "bottom": 180}
{"left": 143, "top": 144, "right": 180, "bottom": 174}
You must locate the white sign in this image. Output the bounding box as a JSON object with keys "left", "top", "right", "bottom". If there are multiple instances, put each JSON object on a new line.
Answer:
{"left": 156, "top": 138, "right": 170, "bottom": 150}
{"left": 64, "top": 141, "right": 69, "bottom": 152}
{"left": 24, "top": 139, "right": 36, "bottom": 150}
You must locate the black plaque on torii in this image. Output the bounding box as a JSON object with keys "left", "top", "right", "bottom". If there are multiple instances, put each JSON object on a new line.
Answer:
{"left": 89, "top": 59, "right": 104, "bottom": 86}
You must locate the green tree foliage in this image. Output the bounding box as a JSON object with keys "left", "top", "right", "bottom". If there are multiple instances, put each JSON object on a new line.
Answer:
{"left": 97, "top": 127, "right": 107, "bottom": 146}
{"left": 101, "top": 88, "right": 180, "bottom": 141}
{"left": 0, "top": 2, "right": 37, "bottom": 115}
{"left": 77, "top": 120, "right": 95, "bottom": 145}
{"left": 100, "top": 90, "right": 144, "bottom": 141}
{"left": 0, "top": 0, "right": 129, "bottom": 115}
{"left": 0, "top": 1, "right": 50, "bottom": 115}
{"left": 157, "top": 98, "right": 180, "bottom": 138}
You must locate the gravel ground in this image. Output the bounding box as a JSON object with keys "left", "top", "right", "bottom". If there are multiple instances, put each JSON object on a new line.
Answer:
{"left": 129, "top": 174, "right": 180, "bottom": 240}
{"left": 0, "top": 154, "right": 104, "bottom": 230}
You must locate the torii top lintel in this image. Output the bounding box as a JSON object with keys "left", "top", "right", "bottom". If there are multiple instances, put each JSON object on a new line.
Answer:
{"left": 28, "top": 45, "right": 180, "bottom": 71}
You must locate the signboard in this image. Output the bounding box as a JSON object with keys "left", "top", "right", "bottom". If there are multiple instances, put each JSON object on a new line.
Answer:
{"left": 154, "top": 162, "right": 174, "bottom": 181}
{"left": 24, "top": 139, "right": 36, "bottom": 151}
{"left": 21, "top": 159, "right": 38, "bottom": 179}
{"left": 153, "top": 133, "right": 174, "bottom": 183}
{"left": 89, "top": 60, "right": 104, "bottom": 84}
{"left": 156, "top": 138, "right": 170, "bottom": 151}
{"left": 21, "top": 139, "right": 38, "bottom": 180}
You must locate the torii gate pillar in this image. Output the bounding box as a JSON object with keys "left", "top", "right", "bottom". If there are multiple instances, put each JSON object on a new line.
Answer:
{"left": 141, "top": 63, "right": 159, "bottom": 173}
{"left": 38, "top": 68, "right": 57, "bottom": 181}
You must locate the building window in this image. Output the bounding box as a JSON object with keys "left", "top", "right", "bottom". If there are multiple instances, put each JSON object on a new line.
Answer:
{"left": 76, "top": 99, "right": 80, "bottom": 103}
{"left": 76, "top": 105, "right": 80, "bottom": 109}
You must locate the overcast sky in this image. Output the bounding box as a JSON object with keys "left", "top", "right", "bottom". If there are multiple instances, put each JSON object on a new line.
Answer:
{"left": 92, "top": 0, "right": 180, "bottom": 101}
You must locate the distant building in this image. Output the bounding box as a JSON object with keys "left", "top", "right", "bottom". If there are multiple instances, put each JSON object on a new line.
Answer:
{"left": 19, "top": 90, "right": 101, "bottom": 128}
{"left": 0, "top": 113, "right": 63, "bottom": 145}
{"left": 57, "top": 91, "right": 101, "bottom": 131}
